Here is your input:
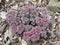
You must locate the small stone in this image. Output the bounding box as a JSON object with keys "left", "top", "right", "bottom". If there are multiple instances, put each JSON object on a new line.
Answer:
{"left": 0, "top": 38, "right": 2, "bottom": 41}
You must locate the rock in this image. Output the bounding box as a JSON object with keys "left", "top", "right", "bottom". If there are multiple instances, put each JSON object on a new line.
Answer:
{"left": 55, "top": 41, "right": 60, "bottom": 45}
{"left": 47, "top": 0, "right": 60, "bottom": 12}
{"left": 0, "top": 11, "right": 7, "bottom": 19}
{"left": 3, "top": 29, "right": 18, "bottom": 45}
{"left": 21, "top": 39, "right": 27, "bottom": 45}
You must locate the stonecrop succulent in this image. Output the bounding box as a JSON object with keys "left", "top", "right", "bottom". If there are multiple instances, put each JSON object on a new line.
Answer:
{"left": 6, "top": 4, "right": 52, "bottom": 42}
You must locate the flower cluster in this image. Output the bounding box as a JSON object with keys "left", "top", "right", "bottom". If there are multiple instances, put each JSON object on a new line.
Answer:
{"left": 23, "top": 26, "right": 41, "bottom": 42}
{"left": 6, "top": 4, "right": 52, "bottom": 42}
{"left": 35, "top": 16, "right": 51, "bottom": 27}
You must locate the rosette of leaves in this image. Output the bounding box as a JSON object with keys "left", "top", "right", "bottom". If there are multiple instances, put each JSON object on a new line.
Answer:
{"left": 6, "top": 4, "right": 52, "bottom": 43}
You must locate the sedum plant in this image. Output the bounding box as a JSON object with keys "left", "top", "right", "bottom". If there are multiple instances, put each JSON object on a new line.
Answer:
{"left": 6, "top": 4, "right": 52, "bottom": 42}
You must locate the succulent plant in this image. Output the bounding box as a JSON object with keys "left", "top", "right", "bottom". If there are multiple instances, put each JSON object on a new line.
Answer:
{"left": 6, "top": 4, "right": 52, "bottom": 42}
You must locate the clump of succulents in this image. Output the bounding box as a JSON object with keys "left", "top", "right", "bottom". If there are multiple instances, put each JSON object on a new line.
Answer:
{"left": 6, "top": 4, "right": 52, "bottom": 42}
